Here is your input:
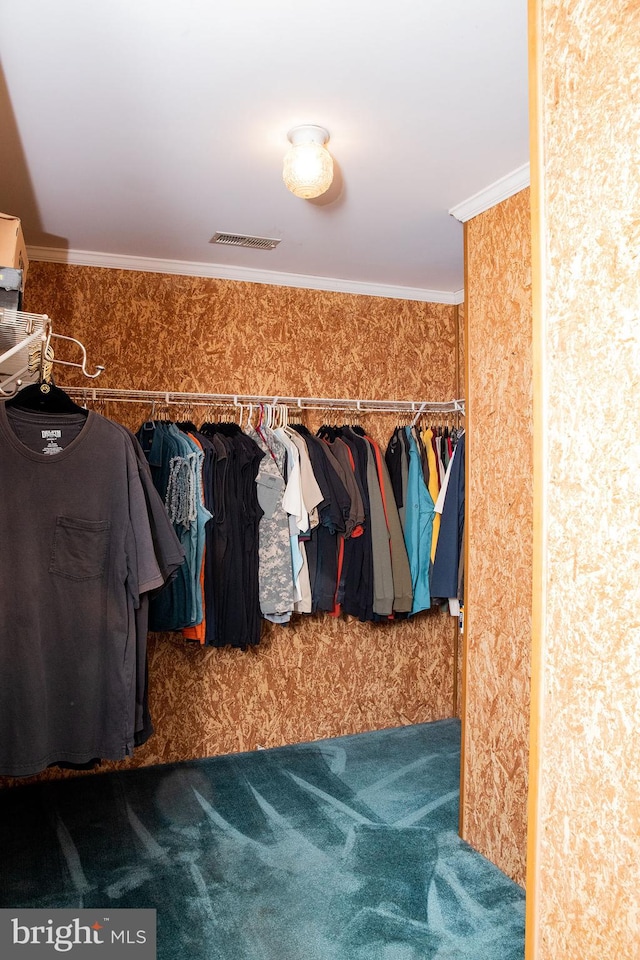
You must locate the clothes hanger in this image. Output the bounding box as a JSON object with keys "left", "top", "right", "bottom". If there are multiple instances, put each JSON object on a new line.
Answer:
{"left": 5, "top": 378, "right": 88, "bottom": 416}
{"left": 5, "top": 322, "right": 103, "bottom": 417}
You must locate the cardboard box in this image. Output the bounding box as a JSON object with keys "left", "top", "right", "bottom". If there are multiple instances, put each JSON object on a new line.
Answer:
{"left": 0, "top": 267, "right": 23, "bottom": 310}
{"left": 0, "top": 213, "right": 28, "bottom": 285}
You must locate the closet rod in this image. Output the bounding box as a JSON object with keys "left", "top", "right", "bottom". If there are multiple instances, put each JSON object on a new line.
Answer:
{"left": 58, "top": 386, "right": 466, "bottom": 417}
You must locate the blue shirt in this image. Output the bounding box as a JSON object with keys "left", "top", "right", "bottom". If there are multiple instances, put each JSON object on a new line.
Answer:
{"left": 404, "top": 427, "right": 435, "bottom": 614}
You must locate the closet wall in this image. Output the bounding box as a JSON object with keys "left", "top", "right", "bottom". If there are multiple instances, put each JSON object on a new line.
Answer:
{"left": 529, "top": 0, "right": 640, "bottom": 956}
{"left": 455, "top": 302, "right": 464, "bottom": 718}
{"left": 16, "top": 263, "right": 461, "bottom": 779}
{"left": 462, "top": 188, "right": 533, "bottom": 887}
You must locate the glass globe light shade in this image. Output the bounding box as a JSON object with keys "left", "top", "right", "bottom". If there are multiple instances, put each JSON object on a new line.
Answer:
{"left": 283, "top": 127, "right": 334, "bottom": 199}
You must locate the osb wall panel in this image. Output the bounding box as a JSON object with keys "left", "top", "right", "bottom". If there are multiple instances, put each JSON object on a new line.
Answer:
{"left": 534, "top": 1, "right": 640, "bottom": 956}
{"left": 457, "top": 301, "right": 465, "bottom": 401}
{"left": 456, "top": 301, "right": 464, "bottom": 719}
{"left": 23, "top": 266, "right": 458, "bottom": 400}
{"left": 464, "top": 189, "right": 532, "bottom": 886}
{"left": 2, "top": 264, "right": 458, "bottom": 786}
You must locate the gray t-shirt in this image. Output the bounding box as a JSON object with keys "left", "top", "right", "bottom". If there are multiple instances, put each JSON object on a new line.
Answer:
{"left": 0, "top": 404, "right": 170, "bottom": 776}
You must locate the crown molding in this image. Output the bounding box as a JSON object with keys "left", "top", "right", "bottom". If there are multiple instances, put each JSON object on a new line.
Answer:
{"left": 448, "top": 162, "right": 531, "bottom": 223}
{"left": 27, "top": 246, "right": 462, "bottom": 305}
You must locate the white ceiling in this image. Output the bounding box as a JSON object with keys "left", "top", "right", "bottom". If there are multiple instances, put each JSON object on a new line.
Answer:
{"left": 0, "top": 1, "right": 529, "bottom": 303}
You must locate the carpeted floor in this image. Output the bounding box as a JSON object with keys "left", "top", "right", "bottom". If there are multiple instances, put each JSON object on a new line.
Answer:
{"left": 0, "top": 719, "right": 525, "bottom": 959}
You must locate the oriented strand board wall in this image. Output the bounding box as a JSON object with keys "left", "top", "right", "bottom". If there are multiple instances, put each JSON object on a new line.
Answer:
{"left": 455, "top": 301, "right": 464, "bottom": 719}
{"left": 530, "top": 1, "right": 640, "bottom": 956}
{"left": 7, "top": 263, "right": 458, "bottom": 783}
{"left": 463, "top": 189, "right": 532, "bottom": 887}
{"left": 456, "top": 301, "right": 465, "bottom": 401}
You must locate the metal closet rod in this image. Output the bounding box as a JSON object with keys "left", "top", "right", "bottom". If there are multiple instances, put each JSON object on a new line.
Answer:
{"left": 59, "top": 386, "right": 466, "bottom": 416}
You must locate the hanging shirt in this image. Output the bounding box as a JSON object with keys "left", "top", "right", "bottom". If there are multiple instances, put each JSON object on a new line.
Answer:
{"left": 172, "top": 427, "right": 212, "bottom": 628}
{"left": 339, "top": 428, "right": 375, "bottom": 622}
{"left": 422, "top": 427, "right": 442, "bottom": 563}
{"left": 181, "top": 431, "right": 214, "bottom": 641}
{"left": 368, "top": 434, "right": 413, "bottom": 614}
{"left": 199, "top": 423, "right": 264, "bottom": 649}
{"left": 136, "top": 421, "right": 194, "bottom": 631}
{"left": 264, "top": 425, "right": 306, "bottom": 611}
{"left": 431, "top": 432, "right": 465, "bottom": 604}
{"left": 0, "top": 405, "right": 183, "bottom": 777}
{"left": 362, "top": 435, "right": 395, "bottom": 618}
{"left": 285, "top": 428, "right": 322, "bottom": 611}
{"left": 245, "top": 424, "right": 294, "bottom": 622}
{"left": 110, "top": 420, "right": 187, "bottom": 737}
{"left": 287, "top": 429, "right": 324, "bottom": 531}
{"left": 403, "top": 426, "right": 435, "bottom": 615}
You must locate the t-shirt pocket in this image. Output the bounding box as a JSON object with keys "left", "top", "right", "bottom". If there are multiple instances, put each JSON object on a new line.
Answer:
{"left": 255, "top": 474, "right": 282, "bottom": 520}
{"left": 49, "top": 516, "right": 111, "bottom": 581}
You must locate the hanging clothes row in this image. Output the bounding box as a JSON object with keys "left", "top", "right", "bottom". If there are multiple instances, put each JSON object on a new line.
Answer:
{"left": 0, "top": 370, "right": 463, "bottom": 776}
{"left": 135, "top": 407, "right": 465, "bottom": 649}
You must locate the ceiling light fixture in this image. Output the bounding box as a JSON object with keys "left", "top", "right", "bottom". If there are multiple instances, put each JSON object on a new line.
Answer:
{"left": 282, "top": 124, "right": 333, "bottom": 199}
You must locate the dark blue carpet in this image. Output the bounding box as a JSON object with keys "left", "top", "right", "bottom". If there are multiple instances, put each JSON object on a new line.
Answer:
{"left": 0, "top": 720, "right": 525, "bottom": 959}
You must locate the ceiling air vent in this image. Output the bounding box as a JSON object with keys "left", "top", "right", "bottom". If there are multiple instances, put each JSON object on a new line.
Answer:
{"left": 210, "top": 232, "right": 281, "bottom": 251}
